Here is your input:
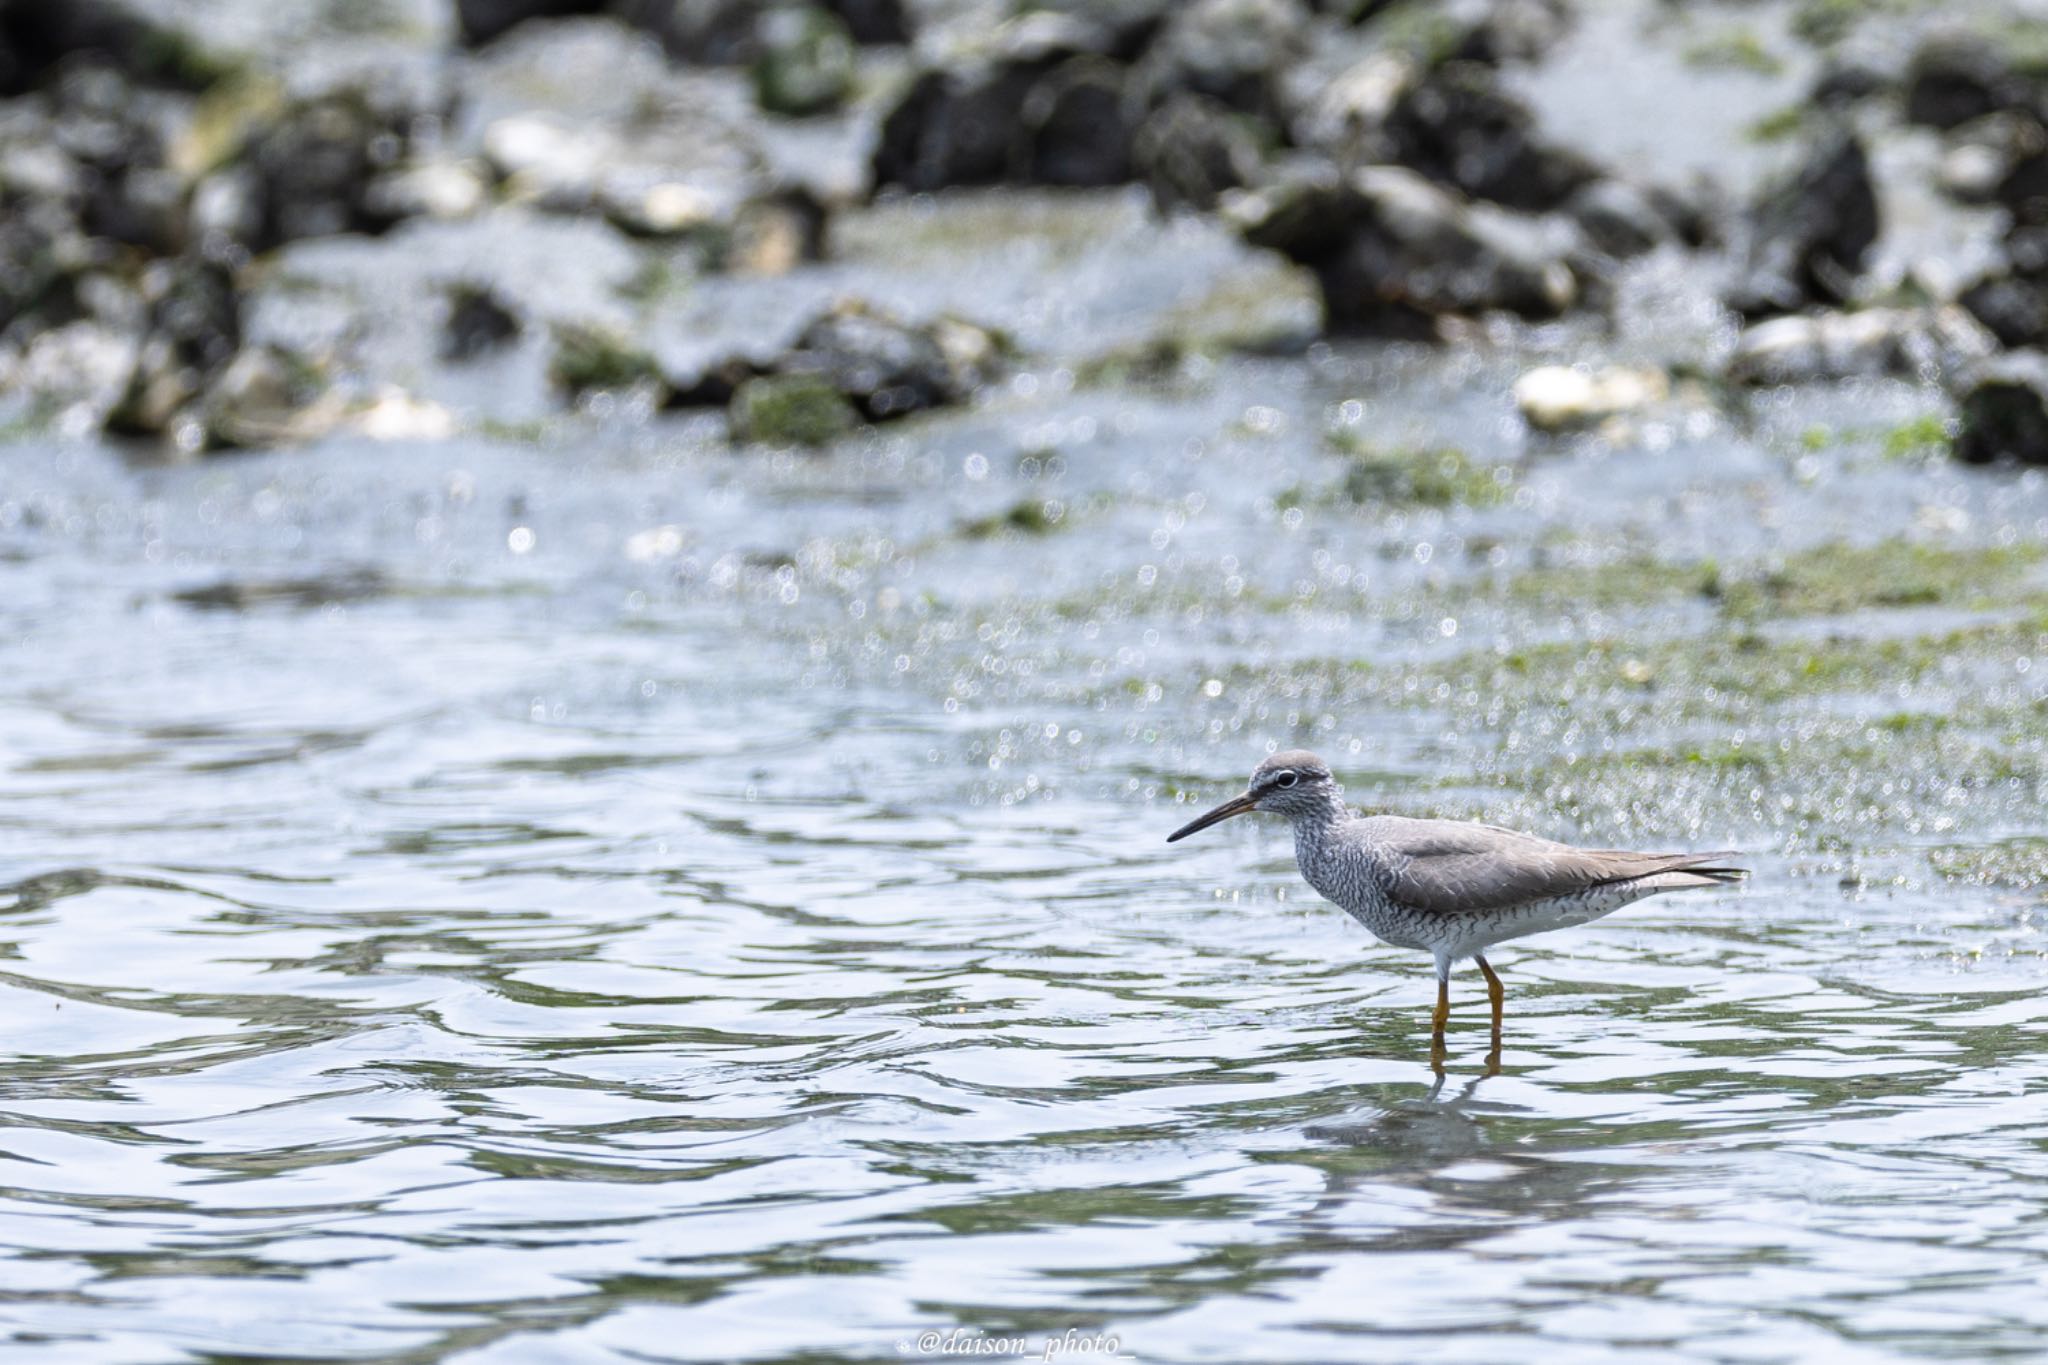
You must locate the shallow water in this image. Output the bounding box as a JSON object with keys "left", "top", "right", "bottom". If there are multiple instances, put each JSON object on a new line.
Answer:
{"left": 5, "top": 291, "right": 2048, "bottom": 1362}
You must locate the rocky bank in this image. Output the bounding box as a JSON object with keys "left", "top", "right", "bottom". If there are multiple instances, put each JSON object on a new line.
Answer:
{"left": 4, "top": 0, "right": 2048, "bottom": 463}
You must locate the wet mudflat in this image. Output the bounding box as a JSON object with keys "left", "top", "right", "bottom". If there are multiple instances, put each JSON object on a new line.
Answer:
{"left": 5, "top": 225, "right": 2048, "bottom": 1359}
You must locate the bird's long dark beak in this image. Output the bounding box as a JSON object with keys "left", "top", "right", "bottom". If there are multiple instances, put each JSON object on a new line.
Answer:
{"left": 1166, "top": 791, "right": 1259, "bottom": 842}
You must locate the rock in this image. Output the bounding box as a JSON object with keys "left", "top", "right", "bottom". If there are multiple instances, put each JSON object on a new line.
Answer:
{"left": 1021, "top": 0, "right": 1172, "bottom": 58}
{"left": 467, "top": 20, "right": 773, "bottom": 229}
{"left": 2003, "top": 228, "right": 2048, "bottom": 281}
{"left": 0, "top": 123, "right": 81, "bottom": 204}
{"left": 1652, "top": 177, "right": 1715, "bottom": 248}
{"left": 1954, "top": 351, "right": 2048, "bottom": 465}
{"left": 1224, "top": 162, "right": 1575, "bottom": 332}
{"left": 1, "top": 319, "right": 138, "bottom": 429}
{"left": 1225, "top": 161, "right": 1367, "bottom": 261}
{"left": 1343, "top": 0, "right": 1566, "bottom": 63}
{"left": 0, "top": 67, "right": 187, "bottom": 289}
{"left": 455, "top": 0, "right": 605, "bottom": 46}
{"left": 1567, "top": 179, "right": 1681, "bottom": 258}
{"left": 240, "top": 69, "right": 451, "bottom": 250}
{"left": 751, "top": 6, "right": 856, "bottom": 117}
{"left": 464, "top": 15, "right": 695, "bottom": 118}
{"left": 0, "top": 158, "right": 96, "bottom": 337}
{"left": 442, "top": 282, "right": 521, "bottom": 361}
{"left": 1439, "top": 0, "right": 1572, "bottom": 65}
{"left": 621, "top": 185, "right": 731, "bottom": 249}
{"left": 237, "top": 209, "right": 643, "bottom": 428}
{"left": 354, "top": 386, "right": 458, "bottom": 440}
{"left": 778, "top": 299, "right": 1003, "bottom": 418}
{"left": 1288, "top": 49, "right": 1413, "bottom": 164}
{"left": 1939, "top": 112, "right": 2046, "bottom": 205}
{"left": 1726, "top": 307, "right": 1996, "bottom": 387}
{"left": 106, "top": 256, "right": 241, "bottom": 435}
{"left": 1383, "top": 61, "right": 1595, "bottom": 211}
{"left": 1513, "top": 364, "right": 1667, "bottom": 432}
{"left": 1136, "top": 0, "right": 1308, "bottom": 124}
{"left": 483, "top": 108, "right": 767, "bottom": 240}
{"left": 481, "top": 113, "right": 605, "bottom": 206}
{"left": 870, "top": 15, "right": 1099, "bottom": 191}
{"left": 721, "top": 190, "right": 827, "bottom": 274}
{"left": 1021, "top": 57, "right": 1135, "bottom": 187}
{"left": 48, "top": 62, "right": 188, "bottom": 255}
{"left": 1955, "top": 235, "right": 2048, "bottom": 397}
{"left": 363, "top": 159, "right": 491, "bottom": 222}
{"left": 1903, "top": 34, "right": 2040, "bottom": 131}
{"left": 1996, "top": 146, "right": 2048, "bottom": 228}
{"left": 617, "top": 0, "right": 765, "bottom": 63}
{"left": 662, "top": 350, "right": 759, "bottom": 407}
{"left": 1132, "top": 92, "right": 1264, "bottom": 211}
{"left": 201, "top": 343, "right": 347, "bottom": 450}
{"left": 0, "top": 1, "right": 138, "bottom": 94}
{"left": 1318, "top": 0, "right": 1392, "bottom": 18}
{"left": 549, "top": 320, "right": 665, "bottom": 400}
{"left": 1726, "top": 127, "right": 1879, "bottom": 319}
{"left": 1810, "top": 45, "right": 1902, "bottom": 108}
{"left": 0, "top": 0, "right": 237, "bottom": 94}
{"left": 1961, "top": 269, "right": 2048, "bottom": 349}
{"left": 72, "top": 269, "right": 147, "bottom": 335}
{"left": 728, "top": 372, "right": 858, "bottom": 446}
{"left": 188, "top": 168, "right": 262, "bottom": 255}
{"left": 823, "top": 0, "right": 907, "bottom": 45}
{"left": 665, "top": 297, "right": 1005, "bottom": 418}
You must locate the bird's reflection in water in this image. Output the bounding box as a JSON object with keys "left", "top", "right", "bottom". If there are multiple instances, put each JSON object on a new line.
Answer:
{"left": 1297, "top": 1062, "right": 1653, "bottom": 1240}
{"left": 1305, "top": 1069, "right": 1502, "bottom": 1168}
{"left": 1430, "top": 1038, "right": 1501, "bottom": 1077}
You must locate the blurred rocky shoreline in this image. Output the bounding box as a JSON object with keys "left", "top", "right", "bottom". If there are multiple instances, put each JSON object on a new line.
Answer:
{"left": 5, "top": 0, "right": 2048, "bottom": 462}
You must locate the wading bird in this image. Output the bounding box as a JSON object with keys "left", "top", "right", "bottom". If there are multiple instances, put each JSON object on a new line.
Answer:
{"left": 1167, "top": 750, "right": 1745, "bottom": 1065}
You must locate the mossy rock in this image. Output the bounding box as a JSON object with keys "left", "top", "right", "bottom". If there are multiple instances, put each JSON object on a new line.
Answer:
{"left": 729, "top": 373, "right": 858, "bottom": 447}
{"left": 751, "top": 6, "right": 856, "bottom": 118}
{"left": 548, "top": 323, "right": 662, "bottom": 398}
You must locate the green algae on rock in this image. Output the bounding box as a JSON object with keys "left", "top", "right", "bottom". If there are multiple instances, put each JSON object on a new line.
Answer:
{"left": 548, "top": 322, "right": 664, "bottom": 400}
{"left": 751, "top": 6, "right": 857, "bottom": 118}
{"left": 1681, "top": 27, "right": 1786, "bottom": 77}
{"left": 1709, "top": 540, "right": 2045, "bottom": 619}
{"left": 1484, "top": 539, "right": 2041, "bottom": 621}
{"left": 962, "top": 498, "right": 1066, "bottom": 540}
{"left": 1311, "top": 433, "right": 1514, "bottom": 508}
{"left": 728, "top": 372, "right": 859, "bottom": 447}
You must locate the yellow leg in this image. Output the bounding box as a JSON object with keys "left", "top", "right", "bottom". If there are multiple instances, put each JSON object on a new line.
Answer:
{"left": 1476, "top": 955, "right": 1505, "bottom": 1055}
{"left": 1428, "top": 973, "right": 1452, "bottom": 1073}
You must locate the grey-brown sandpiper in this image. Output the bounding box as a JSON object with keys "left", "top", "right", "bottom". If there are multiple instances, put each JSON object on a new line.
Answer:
{"left": 1167, "top": 750, "right": 1746, "bottom": 1063}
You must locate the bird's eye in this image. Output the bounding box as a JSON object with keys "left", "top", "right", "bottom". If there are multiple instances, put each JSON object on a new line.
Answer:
{"left": 1274, "top": 771, "right": 1298, "bottom": 788}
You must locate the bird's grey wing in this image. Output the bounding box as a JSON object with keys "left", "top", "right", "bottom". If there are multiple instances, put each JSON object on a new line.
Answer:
{"left": 1373, "top": 818, "right": 1740, "bottom": 914}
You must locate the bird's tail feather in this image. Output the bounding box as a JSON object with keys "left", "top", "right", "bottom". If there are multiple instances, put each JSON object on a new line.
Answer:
{"left": 1663, "top": 868, "right": 1747, "bottom": 888}
{"left": 1643, "top": 851, "right": 1747, "bottom": 889}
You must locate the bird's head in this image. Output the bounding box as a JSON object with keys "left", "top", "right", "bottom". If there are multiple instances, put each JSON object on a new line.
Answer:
{"left": 1166, "top": 749, "right": 1338, "bottom": 842}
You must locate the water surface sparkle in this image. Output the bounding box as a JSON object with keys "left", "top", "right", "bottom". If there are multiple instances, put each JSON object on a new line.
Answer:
{"left": 3, "top": 347, "right": 2047, "bottom": 1362}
